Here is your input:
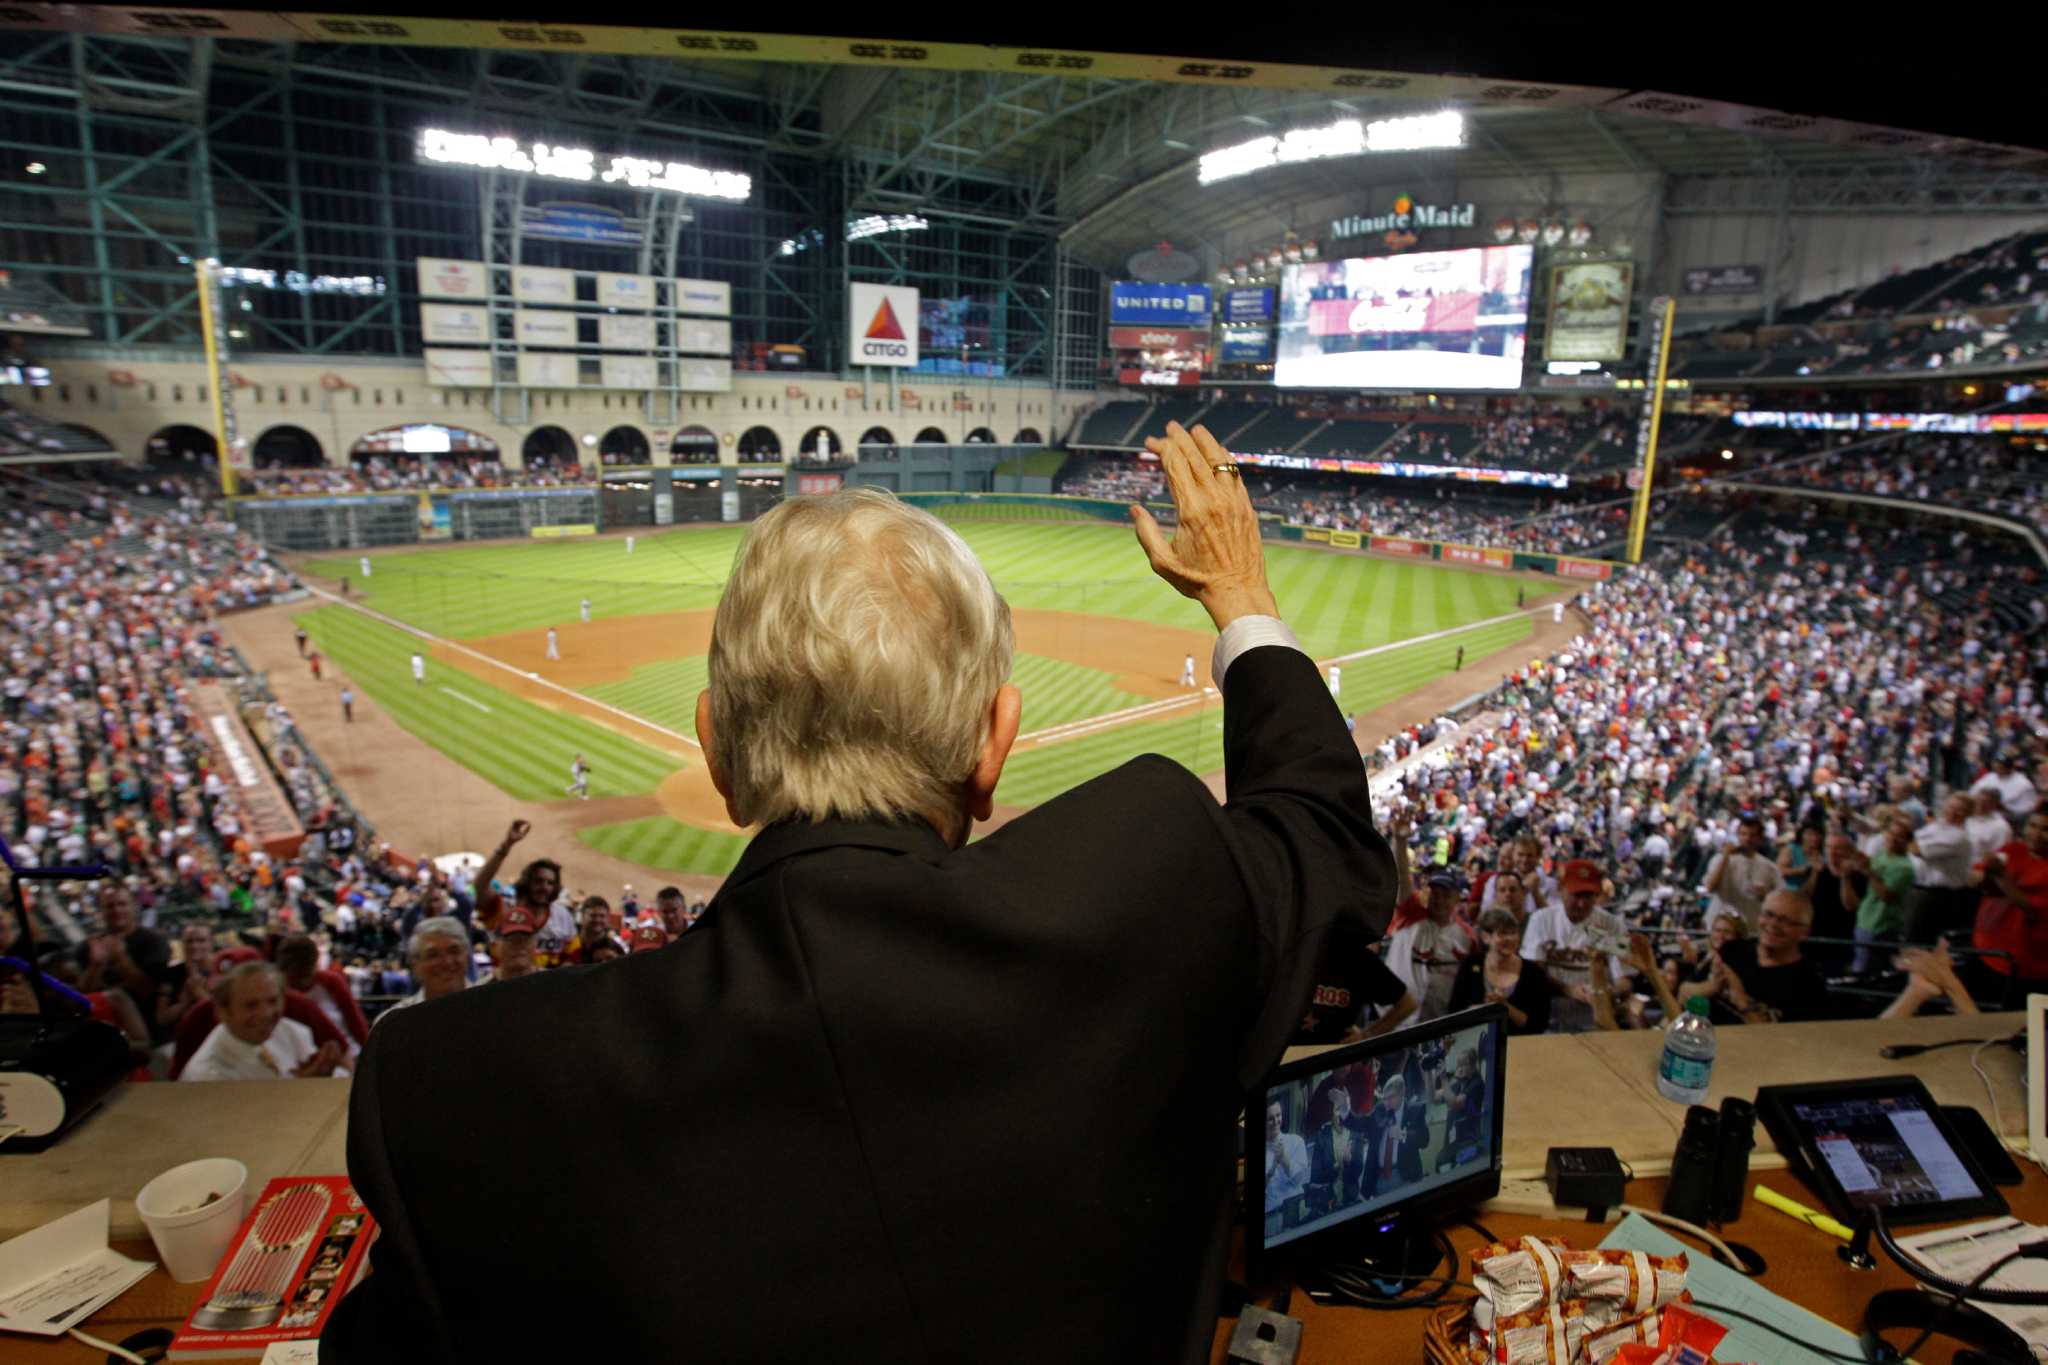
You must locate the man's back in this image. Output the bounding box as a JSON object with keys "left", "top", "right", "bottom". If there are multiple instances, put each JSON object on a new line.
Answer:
{"left": 326, "top": 646, "right": 1389, "bottom": 1363}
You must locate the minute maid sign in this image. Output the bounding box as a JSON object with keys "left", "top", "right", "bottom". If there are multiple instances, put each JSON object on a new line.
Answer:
{"left": 850, "top": 283, "right": 920, "bottom": 368}
{"left": 1330, "top": 195, "right": 1477, "bottom": 241}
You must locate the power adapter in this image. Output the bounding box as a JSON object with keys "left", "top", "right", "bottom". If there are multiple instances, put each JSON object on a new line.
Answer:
{"left": 1546, "top": 1145, "right": 1628, "bottom": 1219}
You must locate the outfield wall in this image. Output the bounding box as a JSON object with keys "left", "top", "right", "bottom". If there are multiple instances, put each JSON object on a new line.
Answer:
{"left": 898, "top": 493, "right": 1621, "bottom": 579}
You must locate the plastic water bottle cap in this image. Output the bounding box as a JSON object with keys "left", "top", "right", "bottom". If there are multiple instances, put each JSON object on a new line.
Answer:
{"left": 1686, "top": 996, "right": 1710, "bottom": 1015}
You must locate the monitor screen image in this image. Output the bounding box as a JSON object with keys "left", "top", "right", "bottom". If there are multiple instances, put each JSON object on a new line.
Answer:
{"left": 1274, "top": 245, "right": 1532, "bottom": 390}
{"left": 1259, "top": 1011, "right": 1504, "bottom": 1252}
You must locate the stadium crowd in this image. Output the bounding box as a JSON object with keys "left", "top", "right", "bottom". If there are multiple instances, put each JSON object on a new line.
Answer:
{"left": 241, "top": 455, "right": 588, "bottom": 496}
{"left": 1744, "top": 432, "right": 2048, "bottom": 537}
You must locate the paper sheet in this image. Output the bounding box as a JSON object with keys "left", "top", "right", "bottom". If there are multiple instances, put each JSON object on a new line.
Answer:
{"left": 1599, "top": 1212, "right": 1865, "bottom": 1365}
{"left": 0, "top": 1201, "right": 154, "bottom": 1337}
{"left": 1897, "top": 1217, "right": 2048, "bottom": 1351}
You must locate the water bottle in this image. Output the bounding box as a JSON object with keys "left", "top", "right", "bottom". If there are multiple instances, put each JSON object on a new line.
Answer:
{"left": 1656, "top": 997, "right": 1716, "bottom": 1104}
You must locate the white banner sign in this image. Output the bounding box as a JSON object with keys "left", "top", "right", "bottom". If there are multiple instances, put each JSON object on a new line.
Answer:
{"left": 420, "top": 303, "right": 489, "bottom": 345}
{"left": 676, "top": 317, "right": 731, "bottom": 356}
{"left": 517, "top": 352, "right": 580, "bottom": 387}
{"left": 850, "top": 283, "right": 920, "bottom": 368}
{"left": 422, "top": 349, "right": 494, "bottom": 387}
{"left": 599, "top": 356, "right": 658, "bottom": 389}
{"left": 677, "top": 357, "right": 733, "bottom": 392}
{"left": 512, "top": 266, "right": 576, "bottom": 305}
{"left": 673, "top": 278, "right": 731, "bottom": 316}
{"left": 596, "top": 272, "right": 655, "bottom": 310}
{"left": 515, "top": 310, "right": 578, "bottom": 346}
{"left": 416, "top": 257, "right": 488, "bottom": 300}
{"left": 599, "top": 315, "right": 654, "bottom": 350}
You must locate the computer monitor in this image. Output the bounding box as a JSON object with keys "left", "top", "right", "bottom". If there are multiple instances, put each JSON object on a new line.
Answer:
{"left": 1250, "top": 1004, "right": 1507, "bottom": 1280}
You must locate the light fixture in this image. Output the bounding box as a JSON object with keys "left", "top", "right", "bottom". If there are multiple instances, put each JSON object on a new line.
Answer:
{"left": 1721, "top": 449, "right": 1735, "bottom": 460}
{"left": 415, "top": 127, "right": 750, "bottom": 201}
{"left": 1196, "top": 111, "right": 1463, "bottom": 186}
{"left": 25, "top": 162, "right": 46, "bottom": 175}
{"left": 582, "top": 434, "right": 598, "bottom": 446}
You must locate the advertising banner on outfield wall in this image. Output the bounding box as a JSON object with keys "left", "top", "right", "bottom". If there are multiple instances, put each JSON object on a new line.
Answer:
{"left": 422, "top": 348, "right": 494, "bottom": 386}
{"left": 677, "top": 317, "right": 731, "bottom": 356}
{"left": 417, "top": 257, "right": 488, "bottom": 300}
{"left": 420, "top": 303, "right": 489, "bottom": 345}
{"left": 517, "top": 352, "right": 579, "bottom": 387}
{"left": 1556, "top": 557, "right": 1613, "bottom": 580}
{"left": 1370, "top": 536, "right": 1431, "bottom": 558}
{"left": 1329, "top": 529, "right": 1362, "bottom": 549}
{"left": 677, "top": 357, "right": 733, "bottom": 392}
{"left": 513, "top": 266, "right": 576, "bottom": 305}
{"left": 1545, "top": 260, "right": 1633, "bottom": 363}
{"left": 599, "top": 314, "right": 654, "bottom": 350}
{"left": 674, "top": 278, "right": 731, "bottom": 316}
{"left": 596, "top": 271, "right": 655, "bottom": 310}
{"left": 1443, "top": 542, "right": 1513, "bottom": 568}
{"left": 1680, "top": 263, "right": 1763, "bottom": 296}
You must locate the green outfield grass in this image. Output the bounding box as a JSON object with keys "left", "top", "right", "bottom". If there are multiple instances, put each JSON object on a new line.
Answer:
{"left": 298, "top": 518, "right": 1549, "bottom": 877}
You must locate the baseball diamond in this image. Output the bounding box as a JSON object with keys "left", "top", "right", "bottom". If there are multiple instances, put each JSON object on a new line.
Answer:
{"left": 262, "top": 510, "right": 1561, "bottom": 878}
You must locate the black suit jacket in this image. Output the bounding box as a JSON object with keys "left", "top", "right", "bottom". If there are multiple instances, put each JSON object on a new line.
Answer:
{"left": 321, "top": 644, "right": 1393, "bottom": 1364}
{"left": 1357, "top": 1102, "right": 1430, "bottom": 1201}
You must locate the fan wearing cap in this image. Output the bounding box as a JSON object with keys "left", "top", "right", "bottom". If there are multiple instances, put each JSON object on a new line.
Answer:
{"left": 470, "top": 820, "right": 573, "bottom": 968}
{"left": 1384, "top": 870, "right": 1476, "bottom": 1022}
{"left": 484, "top": 904, "right": 545, "bottom": 984}
{"left": 628, "top": 920, "right": 669, "bottom": 954}
{"left": 1520, "top": 859, "right": 1631, "bottom": 1033}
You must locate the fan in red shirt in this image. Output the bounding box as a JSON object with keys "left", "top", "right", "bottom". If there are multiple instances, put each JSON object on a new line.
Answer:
{"left": 277, "top": 932, "right": 370, "bottom": 1057}
{"left": 1971, "top": 811, "right": 2048, "bottom": 994}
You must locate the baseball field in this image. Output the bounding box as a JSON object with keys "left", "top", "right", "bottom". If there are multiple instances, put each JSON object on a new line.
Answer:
{"left": 284, "top": 505, "right": 1556, "bottom": 878}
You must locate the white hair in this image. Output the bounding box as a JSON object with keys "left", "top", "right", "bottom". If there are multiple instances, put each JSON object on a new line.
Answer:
{"left": 707, "top": 487, "right": 1013, "bottom": 826}
{"left": 408, "top": 916, "right": 469, "bottom": 961}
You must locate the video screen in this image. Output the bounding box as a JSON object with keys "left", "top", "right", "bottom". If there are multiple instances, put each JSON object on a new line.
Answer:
{"left": 1260, "top": 1014, "right": 1502, "bottom": 1249}
{"left": 1274, "top": 245, "right": 1532, "bottom": 390}
{"left": 1791, "top": 1093, "right": 1983, "bottom": 1210}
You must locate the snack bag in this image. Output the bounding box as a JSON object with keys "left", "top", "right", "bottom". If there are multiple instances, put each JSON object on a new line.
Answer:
{"left": 1492, "top": 1300, "right": 1590, "bottom": 1365}
{"left": 1563, "top": 1248, "right": 1689, "bottom": 1319}
{"left": 1472, "top": 1236, "right": 1572, "bottom": 1331}
{"left": 1656, "top": 1302, "right": 1729, "bottom": 1365}
{"left": 1582, "top": 1305, "right": 1666, "bottom": 1364}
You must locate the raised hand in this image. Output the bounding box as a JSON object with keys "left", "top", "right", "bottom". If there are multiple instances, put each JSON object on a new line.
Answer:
{"left": 1130, "top": 422, "right": 1278, "bottom": 631}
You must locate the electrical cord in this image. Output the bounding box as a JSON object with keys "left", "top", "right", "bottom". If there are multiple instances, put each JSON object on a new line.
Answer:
{"left": 1873, "top": 1209, "right": 2048, "bottom": 1305}
{"left": 1890, "top": 1245, "right": 2035, "bottom": 1365}
{"left": 1311, "top": 1229, "right": 1466, "bottom": 1309}
{"left": 1972, "top": 1035, "right": 2017, "bottom": 1157}
{"left": 1880, "top": 1037, "right": 1990, "bottom": 1060}
{"left": 1617, "top": 1203, "right": 1755, "bottom": 1276}
{"left": 1456, "top": 1216, "right": 1502, "bottom": 1246}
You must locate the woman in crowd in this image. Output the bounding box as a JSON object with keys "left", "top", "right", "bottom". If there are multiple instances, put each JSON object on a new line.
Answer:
{"left": 1778, "top": 824, "right": 1822, "bottom": 894}
{"left": 1447, "top": 909, "right": 1551, "bottom": 1035}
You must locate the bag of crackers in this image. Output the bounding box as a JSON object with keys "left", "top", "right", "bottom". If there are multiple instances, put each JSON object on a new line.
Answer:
{"left": 1423, "top": 1237, "right": 1753, "bottom": 1365}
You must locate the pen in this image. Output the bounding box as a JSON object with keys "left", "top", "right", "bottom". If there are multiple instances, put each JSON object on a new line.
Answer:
{"left": 1754, "top": 1185, "right": 1854, "bottom": 1242}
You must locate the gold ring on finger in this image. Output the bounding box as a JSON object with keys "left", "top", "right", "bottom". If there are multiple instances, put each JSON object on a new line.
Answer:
{"left": 1212, "top": 463, "right": 1240, "bottom": 476}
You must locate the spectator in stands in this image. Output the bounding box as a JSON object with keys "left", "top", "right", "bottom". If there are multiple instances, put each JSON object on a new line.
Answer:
{"left": 1969, "top": 788, "right": 2016, "bottom": 862}
{"left": 1969, "top": 809, "right": 2048, "bottom": 999}
{"left": 1908, "top": 793, "right": 1979, "bottom": 943}
{"left": 569, "top": 896, "right": 619, "bottom": 963}
{"left": 485, "top": 904, "right": 543, "bottom": 984}
{"left": 1386, "top": 871, "right": 1475, "bottom": 1020}
{"left": 1703, "top": 814, "right": 1783, "bottom": 934}
{"left": 653, "top": 885, "right": 689, "bottom": 938}
{"left": 471, "top": 820, "right": 570, "bottom": 965}
{"left": 182, "top": 961, "right": 345, "bottom": 1081}
{"left": 627, "top": 920, "right": 668, "bottom": 954}
{"left": 276, "top": 933, "right": 369, "bottom": 1058}
{"left": 1521, "top": 859, "right": 1629, "bottom": 1033}
{"left": 155, "top": 919, "right": 219, "bottom": 1042}
{"left": 77, "top": 881, "right": 168, "bottom": 1006}
{"left": 1683, "top": 890, "right": 1828, "bottom": 1023}
{"left": 379, "top": 916, "right": 472, "bottom": 1017}
{"left": 1447, "top": 908, "right": 1551, "bottom": 1035}
{"left": 1975, "top": 754, "right": 2039, "bottom": 822}
{"left": 1882, "top": 941, "right": 1983, "bottom": 1018}
{"left": 1844, "top": 817, "right": 1915, "bottom": 972}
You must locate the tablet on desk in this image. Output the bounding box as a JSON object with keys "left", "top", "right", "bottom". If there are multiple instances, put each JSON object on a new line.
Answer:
{"left": 1756, "top": 1076, "right": 2009, "bottom": 1228}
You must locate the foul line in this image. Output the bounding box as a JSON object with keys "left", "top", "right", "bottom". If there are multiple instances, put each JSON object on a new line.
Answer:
{"left": 439, "top": 686, "right": 491, "bottom": 713}
{"left": 1015, "top": 603, "right": 1572, "bottom": 746}
{"left": 304, "top": 585, "right": 702, "bottom": 750}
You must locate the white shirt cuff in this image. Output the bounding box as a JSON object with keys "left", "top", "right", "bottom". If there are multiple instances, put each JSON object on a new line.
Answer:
{"left": 1211, "top": 615, "right": 1306, "bottom": 688}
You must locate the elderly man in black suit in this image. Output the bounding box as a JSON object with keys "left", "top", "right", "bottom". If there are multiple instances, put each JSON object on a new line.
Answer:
{"left": 1358, "top": 1072, "right": 1431, "bottom": 1201}
{"left": 324, "top": 422, "right": 1395, "bottom": 1364}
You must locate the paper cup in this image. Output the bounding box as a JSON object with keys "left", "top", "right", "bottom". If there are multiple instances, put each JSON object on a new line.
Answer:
{"left": 136, "top": 1157, "right": 249, "bottom": 1283}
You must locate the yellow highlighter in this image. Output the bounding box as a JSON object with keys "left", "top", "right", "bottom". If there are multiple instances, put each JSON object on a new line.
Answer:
{"left": 1754, "top": 1184, "right": 1855, "bottom": 1242}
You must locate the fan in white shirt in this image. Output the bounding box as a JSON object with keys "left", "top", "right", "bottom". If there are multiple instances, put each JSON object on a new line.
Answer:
{"left": 181, "top": 962, "right": 345, "bottom": 1082}
{"left": 1972, "top": 757, "right": 2039, "bottom": 822}
{"left": 1967, "top": 789, "right": 2015, "bottom": 863}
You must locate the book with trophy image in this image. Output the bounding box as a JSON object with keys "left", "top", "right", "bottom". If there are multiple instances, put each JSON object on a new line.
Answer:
{"left": 168, "top": 1176, "right": 377, "bottom": 1359}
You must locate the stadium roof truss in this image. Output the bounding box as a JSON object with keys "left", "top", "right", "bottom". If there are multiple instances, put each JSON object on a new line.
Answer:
{"left": 1, "top": 29, "right": 2045, "bottom": 366}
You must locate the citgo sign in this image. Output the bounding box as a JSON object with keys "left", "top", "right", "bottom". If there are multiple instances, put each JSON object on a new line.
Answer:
{"left": 850, "top": 283, "right": 920, "bottom": 368}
